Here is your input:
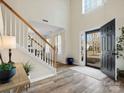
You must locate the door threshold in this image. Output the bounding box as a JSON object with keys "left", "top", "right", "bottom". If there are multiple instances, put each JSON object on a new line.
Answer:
{"left": 86, "top": 65, "right": 101, "bottom": 69}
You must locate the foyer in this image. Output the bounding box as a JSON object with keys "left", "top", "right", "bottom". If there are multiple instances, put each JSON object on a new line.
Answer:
{"left": 0, "top": 0, "right": 124, "bottom": 93}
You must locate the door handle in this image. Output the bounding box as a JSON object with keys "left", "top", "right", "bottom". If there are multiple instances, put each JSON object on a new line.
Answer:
{"left": 112, "top": 53, "right": 116, "bottom": 55}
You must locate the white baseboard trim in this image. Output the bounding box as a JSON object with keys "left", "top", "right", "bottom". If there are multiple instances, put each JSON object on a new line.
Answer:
{"left": 73, "top": 62, "right": 84, "bottom": 66}
{"left": 30, "top": 73, "right": 55, "bottom": 83}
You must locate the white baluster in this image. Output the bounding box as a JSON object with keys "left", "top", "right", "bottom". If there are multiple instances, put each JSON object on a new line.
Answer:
{"left": 41, "top": 43, "right": 43, "bottom": 61}
{"left": 19, "top": 21, "right": 22, "bottom": 46}
{"left": 6, "top": 8, "right": 10, "bottom": 35}
{"left": 23, "top": 25, "right": 28, "bottom": 49}
{"left": 27, "top": 35, "right": 31, "bottom": 53}
{"left": 37, "top": 37, "right": 40, "bottom": 58}
{"left": 4, "top": 5, "right": 7, "bottom": 35}
{"left": 51, "top": 50, "right": 54, "bottom": 67}
{"left": 14, "top": 17, "right": 17, "bottom": 43}
{"left": 32, "top": 34, "right": 35, "bottom": 56}
{"left": 22, "top": 25, "right": 25, "bottom": 48}
{"left": 20, "top": 22, "right": 24, "bottom": 47}
{"left": 11, "top": 14, "right": 16, "bottom": 36}
{"left": 16, "top": 19, "right": 19, "bottom": 44}
{"left": 50, "top": 50, "right": 52, "bottom": 66}
{"left": 9, "top": 11, "right": 12, "bottom": 36}
{"left": 1, "top": 4, "right": 5, "bottom": 35}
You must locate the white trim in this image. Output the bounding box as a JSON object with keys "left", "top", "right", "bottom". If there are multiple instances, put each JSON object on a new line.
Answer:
{"left": 79, "top": 31, "right": 85, "bottom": 66}
{"left": 30, "top": 74, "right": 55, "bottom": 83}
{"left": 79, "top": 26, "right": 101, "bottom": 66}
{"left": 73, "top": 62, "right": 84, "bottom": 66}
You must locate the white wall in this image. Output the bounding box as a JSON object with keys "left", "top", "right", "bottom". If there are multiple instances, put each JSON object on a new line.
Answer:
{"left": 5, "top": 0, "right": 71, "bottom": 63}
{"left": 70, "top": 0, "right": 124, "bottom": 70}
{"left": 71, "top": 0, "right": 124, "bottom": 68}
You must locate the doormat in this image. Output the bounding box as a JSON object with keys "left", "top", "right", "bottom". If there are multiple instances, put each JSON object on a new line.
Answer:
{"left": 70, "top": 66, "right": 107, "bottom": 81}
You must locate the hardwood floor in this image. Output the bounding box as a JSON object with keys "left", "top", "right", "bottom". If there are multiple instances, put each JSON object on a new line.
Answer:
{"left": 56, "top": 62, "right": 76, "bottom": 72}
{"left": 27, "top": 63, "right": 124, "bottom": 93}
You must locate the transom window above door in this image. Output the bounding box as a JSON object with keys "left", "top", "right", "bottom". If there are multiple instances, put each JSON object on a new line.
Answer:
{"left": 82, "top": 0, "right": 104, "bottom": 14}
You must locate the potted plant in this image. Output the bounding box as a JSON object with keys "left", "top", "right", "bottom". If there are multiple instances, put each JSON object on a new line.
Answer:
{"left": 116, "top": 27, "right": 124, "bottom": 58}
{"left": 23, "top": 62, "right": 32, "bottom": 78}
{"left": 116, "top": 27, "right": 124, "bottom": 77}
{"left": 0, "top": 54, "right": 16, "bottom": 83}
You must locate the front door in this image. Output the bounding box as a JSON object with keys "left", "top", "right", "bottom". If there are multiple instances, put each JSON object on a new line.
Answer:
{"left": 101, "top": 19, "right": 115, "bottom": 80}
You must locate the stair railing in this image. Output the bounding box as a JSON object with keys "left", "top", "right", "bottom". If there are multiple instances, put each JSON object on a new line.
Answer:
{"left": 0, "top": 0, "right": 56, "bottom": 69}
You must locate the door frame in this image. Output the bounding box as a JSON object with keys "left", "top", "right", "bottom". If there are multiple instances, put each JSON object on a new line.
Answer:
{"left": 85, "top": 29, "right": 101, "bottom": 69}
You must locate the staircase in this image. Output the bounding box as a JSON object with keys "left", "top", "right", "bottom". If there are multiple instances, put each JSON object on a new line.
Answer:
{"left": 0, "top": 0, "right": 56, "bottom": 81}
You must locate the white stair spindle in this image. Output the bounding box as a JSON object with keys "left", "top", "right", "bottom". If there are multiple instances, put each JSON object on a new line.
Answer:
{"left": 23, "top": 25, "right": 28, "bottom": 49}
{"left": 6, "top": 8, "right": 10, "bottom": 35}
{"left": 16, "top": 19, "right": 20, "bottom": 44}
{"left": 9, "top": 11, "right": 12, "bottom": 36}
{"left": 20, "top": 23, "right": 24, "bottom": 47}
{"left": 11, "top": 14, "right": 16, "bottom": 36}
{"left": 1, "top": 4, "right": 5, "bottom": 35}
{"left": 19, "top": 21, "right": 22, "bottom": 45}
{"left": 4, "top": 5, "right": 7, "bottom": 35}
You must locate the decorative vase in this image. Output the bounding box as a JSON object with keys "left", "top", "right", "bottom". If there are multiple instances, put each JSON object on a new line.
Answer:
{"left": 0, "top": 68, "right": 16, "bottom": 83}
{"left": 66, "top": 58, "right": 74, "bottom": 65}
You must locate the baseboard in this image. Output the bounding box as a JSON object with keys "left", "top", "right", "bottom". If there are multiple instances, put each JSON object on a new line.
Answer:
{"left": 73, "top": 62, "right": 84, "bottom": 66}
{"left": 30, "top": 73, "right": 55, "bottom": 83}
{"left": 57, "top": 61, "right": 66, "bottom": 64}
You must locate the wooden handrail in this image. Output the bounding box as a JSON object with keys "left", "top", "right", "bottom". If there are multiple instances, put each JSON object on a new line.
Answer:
{"left": 28, "top": 35, "right": 43, "bottom": 48}
{"left": 0, "top": 0, "right": 55, "bottom": 50}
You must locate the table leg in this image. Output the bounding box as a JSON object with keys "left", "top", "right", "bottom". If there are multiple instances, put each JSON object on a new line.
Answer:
{"left": 15, "top": 86, "right": 23, "bottom": 93}
{"left": 10, "top": 89, "right": 14, "bottom": 93}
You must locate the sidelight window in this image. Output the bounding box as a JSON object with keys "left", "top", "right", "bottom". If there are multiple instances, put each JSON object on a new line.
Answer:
{"left": 55, "top": 35, "right": 62, "bottom": 55}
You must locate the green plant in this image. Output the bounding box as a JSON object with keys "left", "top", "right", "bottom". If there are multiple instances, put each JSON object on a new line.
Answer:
{"left": 0, "top": 63, "right": 15, "bottom": 71}
{"left": 116, "top": 27, "right": 124, "bottom": 58}
{"left": 23, "top": 62, "right": 33, "bottom": 75}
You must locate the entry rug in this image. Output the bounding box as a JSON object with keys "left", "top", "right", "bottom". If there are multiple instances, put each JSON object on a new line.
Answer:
{"left": 70, "top": 66, "right": 107, "bottom": 81}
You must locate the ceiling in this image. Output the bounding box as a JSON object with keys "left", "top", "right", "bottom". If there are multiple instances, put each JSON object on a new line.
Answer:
{"left": 30, "top": 20, "right": 64, "bottom": 37}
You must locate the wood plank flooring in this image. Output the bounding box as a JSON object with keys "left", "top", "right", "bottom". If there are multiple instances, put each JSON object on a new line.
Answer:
{"left": 26, "top": 63, "right": 124, "bottom": 93}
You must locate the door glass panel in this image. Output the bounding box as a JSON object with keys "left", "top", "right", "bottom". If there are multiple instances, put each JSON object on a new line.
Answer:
{"left": 86, "top": 31, "right": 101, "bottom": 68}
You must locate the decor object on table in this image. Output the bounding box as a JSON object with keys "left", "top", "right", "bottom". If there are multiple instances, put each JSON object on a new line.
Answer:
{"left": 23, "top": 62, "right": 33, "bottom": 76}
{"left": 0, "top": 36, "right": 16, "bottom": 63}
{"left": 0, "top": 63, "right": 16, "bottom": 83}
{"left": 0, "top": 64, "right": 30, "bottom": 92}
{"left": 0, "top": 36, "right": 16, "bottom": 83}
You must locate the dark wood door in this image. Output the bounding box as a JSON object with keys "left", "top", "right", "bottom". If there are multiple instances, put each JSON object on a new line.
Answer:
{"left": 101, "top": 19, "right": 115, "bottom": 80}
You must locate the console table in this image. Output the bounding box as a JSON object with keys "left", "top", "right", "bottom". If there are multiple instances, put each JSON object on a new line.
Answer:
{"left": 0, "top": 64, "right": 30, "bottom": 93}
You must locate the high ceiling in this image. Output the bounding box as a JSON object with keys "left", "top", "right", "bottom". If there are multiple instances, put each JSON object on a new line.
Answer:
{"left": 30, "top": 20, "right": 64, "bottom": 37}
